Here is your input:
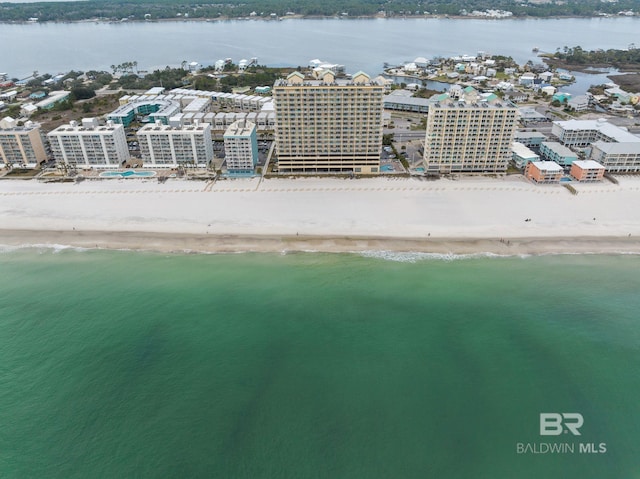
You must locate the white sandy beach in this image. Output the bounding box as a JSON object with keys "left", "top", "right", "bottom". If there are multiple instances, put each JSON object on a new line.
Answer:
{"left": 1, "top": 174, "right": 640, "bottom": 254}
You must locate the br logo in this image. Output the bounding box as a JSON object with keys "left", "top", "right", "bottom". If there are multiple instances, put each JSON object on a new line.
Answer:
{"left": 540, "top": 413, "right": 584, "bottom": 436}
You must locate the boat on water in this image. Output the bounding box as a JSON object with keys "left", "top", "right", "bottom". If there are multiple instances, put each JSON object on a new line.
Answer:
{"left": 532, "top": 47, "right": 539, "bottom": 52}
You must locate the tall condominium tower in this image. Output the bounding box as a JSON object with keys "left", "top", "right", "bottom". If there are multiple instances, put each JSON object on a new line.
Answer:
{"left": 137, "top": 121, "right": 213, "bottom": 167}
{"left": 48, "top": 118, "right": 129, "bottom": 167}
{"left": 0, "top": 118, "right": 48, "bottom": 167}
{"left": 423, "top": 88, "right": 518, "bottom": 174}
{"left": 273, "top": 70, "right": 384, "bottom": 174}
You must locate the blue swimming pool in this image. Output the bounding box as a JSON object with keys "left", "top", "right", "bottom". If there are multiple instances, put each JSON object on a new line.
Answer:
{"left": 380, "top": 165, "right": 394, "bottom": 172}
{"left": 99, "top": 171, "right": 157, "bottom": 178}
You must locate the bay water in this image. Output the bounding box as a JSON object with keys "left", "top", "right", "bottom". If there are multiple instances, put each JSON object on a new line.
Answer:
{"left": 1, "top": 248, "right": 638, "bottom": 477}
{"left": 1, "top": 17, "right": 639, "bottom": 78}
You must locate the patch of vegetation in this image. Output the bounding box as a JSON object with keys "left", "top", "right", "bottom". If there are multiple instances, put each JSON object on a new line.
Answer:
{"left": 116, "top": 67, "right": 190, "bottom": 90}
{"left": 547, "top": 45, "right": 640, "bottom": 72}
{"left": 3, "top": 168, "right": 40, "bottom": 178}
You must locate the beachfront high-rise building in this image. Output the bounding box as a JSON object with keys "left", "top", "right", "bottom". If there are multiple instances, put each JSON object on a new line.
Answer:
{"left": 423, "top": 88, "right": 518, "bottom": 174}
{"left": 137, "top": 121, "right": 213, "bottom": 167}
{"left": 48, "top": 118, "right": 129, "bottom": 168}
{"left": 273, "top": 70, "right": 384, "bottom": 174}
{"left": 223, "top": 119, "right": 258, "bottom": 175}
{"left": 0, "top": 118, "right": 48, "bottom": 167}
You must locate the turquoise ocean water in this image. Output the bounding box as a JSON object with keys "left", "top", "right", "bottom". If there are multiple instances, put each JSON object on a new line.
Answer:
{"left": 1, "top": 248, "right": 638, "bottom": 478}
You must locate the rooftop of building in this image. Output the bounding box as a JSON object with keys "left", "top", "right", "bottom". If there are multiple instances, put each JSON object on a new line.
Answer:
{"left": 0, "top": 117, "right": 41, "bottom": 132}
{"left": 592, "top": 140, "right": 640, "bottom": 154}
{"left": 514, "top": 130, "right": 547, "bottom": 138}
{"left": 109, "top": 98, "right": 181, "bottom": 117}
{"left": 541, "top": 141, "right": 576, "bottom": 156}
{"left": 138, "top": 122, "right": 210, "bottom": 132}
{"left": 431, "top": 98, "right": 516, "bottom": 110}
{"left": 518, "top": 107, "right": 548, "bottom": 120}
{"left": 530, "top": 161, "right": 563, "bottom": 171}
{"left": 572, "top": 160, "right": 605, "bottom": 169}
{"left": 275, "top": 70, "right": 380, "bottom": 87}
{"left": 512, "top": 142, "right": 539, "bottom": 158}
{"left": 383, "top": 95, "right": 432, "bottom": 107}
{"left": 224, "top": 120, "right": 256, "bottom": 137}
{"left": 554, "top": 119, "right": 640, "bottom": 143}
{"left": 387, "top": 89, "right": 414, "bottom": 98}
{"left": 49, "top": 120, "right": 123, "bottom": 134}
{"left": 34, "top": 90, "right": 69, "bottom": 108}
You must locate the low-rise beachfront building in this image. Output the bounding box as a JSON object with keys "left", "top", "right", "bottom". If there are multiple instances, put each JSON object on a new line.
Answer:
{"left": 137, "top": 121, "right": 213, "bottom": 167}
{"left": 48, "top": 118, "right": 129, "bottom": 168}
{"left": 223, "top": 120, "right": 258, "bottom": 175}
{"left": 423, "top": 88, "right": 518, "bottom": 174}
{"left": 513, "top": 130, "right": 547, "bottom": 149}
{"left": 551, "top": 119, "right": 640, "bottom": 147}
{"left": 524, "top": 161, "right": 563, "bottom": 184}
{"left": 273, "top": 70, "right": 384, "bottom": 174}
{"left": 0, "top": 120, "right": 48, "bottom": 167}
{"left": 512, "top": 141, "right": 539, "bottom": 169}
{"left": 540, "top": 141, "right": 577, "bottom": 167}
{"left": 589, "top": 141, "right": 640, "bottom": 173}
{"left": 570, "top": 160, "right": 605, "bottom": 182}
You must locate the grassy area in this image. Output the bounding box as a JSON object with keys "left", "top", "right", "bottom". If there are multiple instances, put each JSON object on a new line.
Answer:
{"left": 608, "top": 73, "right": 640, "bottom": 93}
{"left": 506, "top": 165, "right": 522, "bottom": 175}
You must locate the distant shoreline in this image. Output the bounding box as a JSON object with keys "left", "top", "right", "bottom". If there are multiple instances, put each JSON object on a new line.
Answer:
{"left": 0, "top": 13, "right": 636, "bottom": 26}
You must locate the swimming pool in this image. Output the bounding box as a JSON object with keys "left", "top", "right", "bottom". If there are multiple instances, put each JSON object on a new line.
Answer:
{"left": 380, "top": 165, "right": 394, "bottom": 172}
{"left": 99, "top": 171, "right": 157, "bottom": 178}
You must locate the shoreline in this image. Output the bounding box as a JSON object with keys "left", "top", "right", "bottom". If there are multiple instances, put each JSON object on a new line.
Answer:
{"left": 2, "top": 229, "right": 640, "bottom": 256}
{"left": 0, "top": 14, "right": 635, "bottom": 26}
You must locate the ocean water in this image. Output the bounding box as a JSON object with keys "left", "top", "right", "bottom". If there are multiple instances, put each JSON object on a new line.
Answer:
{"left": 0, "top": 248, "right": 638, "bottom": 478}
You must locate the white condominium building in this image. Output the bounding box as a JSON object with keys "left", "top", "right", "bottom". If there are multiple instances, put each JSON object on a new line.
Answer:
{"left": 423, "top": 88, "right": 518, "bottom": 174}
{"left": 551, "top": 119, "right": 640, "bottom": 147}
{"left": 273, "top": 70, "right": 384, "bottom": 174}
{"left": 224, "top": 120, "right": 258, "bottom": 174}
{"left": 0, "top": 119, "right": 48, "bottom": 167}
{"left": 551, "top": 119, "right": 640, "bottom": 172}
{"left": 48, "top": 118, "right": 129, "bottom": 167}
{"left": 589, "top": 141, "right": 640, "bottom": 173}
{"left": 137, "top": 121, "right": 213, "bottom": 167}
